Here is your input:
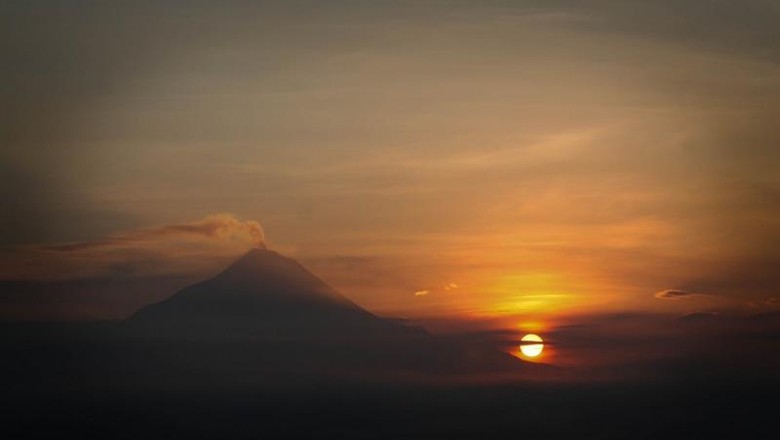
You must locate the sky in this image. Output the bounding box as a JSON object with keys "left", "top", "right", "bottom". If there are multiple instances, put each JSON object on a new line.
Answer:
{"left": 2, "top": 0, "right": 780, "bottom": 325}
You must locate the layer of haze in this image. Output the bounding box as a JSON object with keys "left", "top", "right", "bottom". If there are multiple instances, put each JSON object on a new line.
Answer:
{"left": 2, "top": 1, "right": 779, "bottom": 323}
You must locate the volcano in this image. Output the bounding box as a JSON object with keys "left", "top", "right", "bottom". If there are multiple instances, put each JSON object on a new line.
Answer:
{"left": 130, "top": 248, "right": 422, "bottom": 339}
{"left": 128, "top": 248, "right": 538, "bottom": 376}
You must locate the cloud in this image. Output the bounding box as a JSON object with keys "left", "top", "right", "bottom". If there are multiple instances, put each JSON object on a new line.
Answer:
{"left": 0, "top": 213, "right": 265, "bottom": 281}
{"left": 654, "top": 289, "right": 704, "bottom": 300}
{"left": 154, "top": 214, "right": 264, "bottom": 246}
{"left": 414, "top": 282, "right": 459, "bottom": 297}
{"left": 0, "top": 213, "right": 270, "bottom": 320}
{"left": 47, "top": 213, "right": 265, "bottom": 252}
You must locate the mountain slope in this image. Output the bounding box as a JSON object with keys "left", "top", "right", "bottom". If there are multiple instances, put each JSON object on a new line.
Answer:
{"left": 127, "top": 248, "right": 541, "bottom": 377}
{"left": 130, "top": 248, "right": 417, "bottom": 339}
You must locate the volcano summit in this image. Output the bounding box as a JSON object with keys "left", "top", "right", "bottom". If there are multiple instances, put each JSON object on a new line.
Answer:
{"left": 131, "top": 248, "right": 422, "bottom": 339}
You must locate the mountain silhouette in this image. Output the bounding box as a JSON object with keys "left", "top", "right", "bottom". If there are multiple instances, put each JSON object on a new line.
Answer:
{"left": 126, "top": 248, "right": 542, "bottom": 377}
{"left": 130, "top": 248, "right": 422, "bottom": 339}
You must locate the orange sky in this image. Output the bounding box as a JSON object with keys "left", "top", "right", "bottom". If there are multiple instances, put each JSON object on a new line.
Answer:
{"left": 2, "top": 1, "right": 779, "bottom": 324}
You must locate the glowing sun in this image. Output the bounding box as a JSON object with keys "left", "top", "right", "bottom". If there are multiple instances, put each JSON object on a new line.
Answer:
{"left": 519, "top": 333, "right": 544, "bottom": 358}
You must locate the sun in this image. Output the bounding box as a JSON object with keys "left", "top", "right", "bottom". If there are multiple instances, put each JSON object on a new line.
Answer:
{"left": 519, "top": 333, "right": 544, "bottom": 358}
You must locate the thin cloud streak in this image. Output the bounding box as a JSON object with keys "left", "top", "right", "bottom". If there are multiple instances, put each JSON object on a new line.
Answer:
{"left": 654, "top": 290, "right": 705, "bottom": 300}
{"left": 0, "top": 213, "right": 264, "bottom": 282}
{"left": 46, "top": 213, "right": 265, "bottom": 252}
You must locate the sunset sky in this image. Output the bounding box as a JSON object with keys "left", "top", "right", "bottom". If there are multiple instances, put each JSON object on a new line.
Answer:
{"left": 2, "top": 1, "right": 779, "bottom": 326}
